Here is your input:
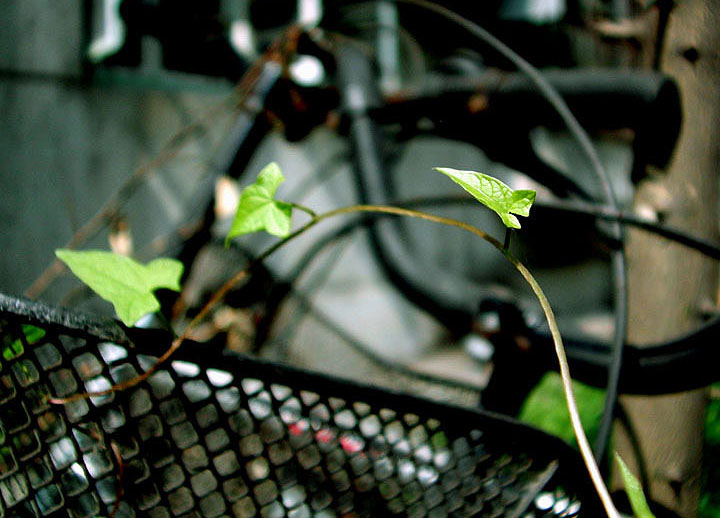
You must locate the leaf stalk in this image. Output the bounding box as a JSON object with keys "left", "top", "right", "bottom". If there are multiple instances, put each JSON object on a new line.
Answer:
{"left": 51, "top": 203, "right": 620, "bottom": 517}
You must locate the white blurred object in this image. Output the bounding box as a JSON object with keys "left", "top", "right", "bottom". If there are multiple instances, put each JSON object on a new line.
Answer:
{"left": 230, "top": 20, "right": 256, "bottom": 60}
{"left": 215, "top": 176, "right": 240, "bottom": 220}
{"left": 87, "top": 0, "right": 126, "bottom": 63}
{"left": 289, "top": 55, "right": 325, "bottom": 87}
{"left": 109, "top": 219, "right": 133, "bottom": 256}
{"left": 499, "top": 0, "right": 566, "bottom": 24}
{"left": 298, "top": 0, "right": 322, "bottom": 28}
{"left": 462, "top": 334, "right": 494, "bottom": 364}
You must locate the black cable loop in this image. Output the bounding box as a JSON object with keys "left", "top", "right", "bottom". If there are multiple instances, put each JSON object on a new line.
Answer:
{"left": 251, "top": 198, "right": 720, "bottom": 399}
{"left": 336, "top": 0, "right": 628, "bottom": 460}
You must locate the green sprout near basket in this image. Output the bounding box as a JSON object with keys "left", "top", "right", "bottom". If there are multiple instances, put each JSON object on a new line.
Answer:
{"left": 54, "top": 162, "right": 663, "bottom": 518}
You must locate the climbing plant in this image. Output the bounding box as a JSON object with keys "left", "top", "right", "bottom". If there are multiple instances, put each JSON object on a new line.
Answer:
{"left": 55, "top": 162, "right": 655, "bottom": 518}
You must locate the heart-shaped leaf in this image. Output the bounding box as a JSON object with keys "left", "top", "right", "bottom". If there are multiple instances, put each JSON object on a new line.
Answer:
{"left": 434, "top": 167, "right": 536, "bottom": 229}
{"left": 615, "top": 453, "right": 656, "bottom": 518}
{"left": 225, "top": 162, "right": 292, "bottom": 244}
{"left": 55, "top": 249, "right": 183, "bottom": 326}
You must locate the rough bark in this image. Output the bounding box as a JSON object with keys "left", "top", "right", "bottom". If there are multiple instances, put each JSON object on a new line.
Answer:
{"left": 613, "top": 1, "right": 720, "bottom": 516}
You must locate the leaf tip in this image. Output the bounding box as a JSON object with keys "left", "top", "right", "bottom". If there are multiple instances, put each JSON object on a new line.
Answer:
{"left": 263, "top": 161, "right": 282, "bottom": 173}
{"left": 506, "top": 217, "right": 521, "bottom": 230}
{"left": 257, "top": 161, "right": 285, "bottom": 187}
{"left": 615, "top": 452, "right": 656, "bottom": 518}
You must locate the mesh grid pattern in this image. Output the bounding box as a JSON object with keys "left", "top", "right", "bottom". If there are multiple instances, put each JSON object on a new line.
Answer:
{"left": 0, "top": 295, "right": 599, "bottom": 517}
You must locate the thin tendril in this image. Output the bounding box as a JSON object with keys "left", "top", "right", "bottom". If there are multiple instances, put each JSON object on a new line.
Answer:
{"left": 47, "top": 202, "right": 620, "bottom": 517}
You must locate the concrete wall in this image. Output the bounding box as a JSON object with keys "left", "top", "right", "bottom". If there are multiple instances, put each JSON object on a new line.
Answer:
{"left": 0, "top": 1, "right": 232, "bottom": 307}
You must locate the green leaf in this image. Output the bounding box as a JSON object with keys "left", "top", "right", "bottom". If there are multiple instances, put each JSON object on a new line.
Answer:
{"left": 615, "top": 453, "right": 656, "bottom": 518}
{"left": 225, "top": 162, "right": 292, "bottom": 244}
{"left": 55, "top": 249, "right": 183, "bottom": 327}
{"left": 518, "top": 372, "right": 605, "bottom": 448}
{"left": 4, "top": 325, "right": 46, "bottom": 361}
{"left": 21, "top": 325, "right": 46, "bottom": 345}
{"left": 434, "top": 167, "right": 536, "bottom": 229}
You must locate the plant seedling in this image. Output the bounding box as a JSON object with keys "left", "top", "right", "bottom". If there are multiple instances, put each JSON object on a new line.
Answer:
{"left": 55, "top": 249, "right": 183, "bottom": 327}
{"left": 55, "top": 163, "right": 626, "bottom": 517}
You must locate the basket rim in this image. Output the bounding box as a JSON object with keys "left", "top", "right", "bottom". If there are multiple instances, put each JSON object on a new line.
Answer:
{"left": 0, "top": 290, "right": 602, "bottom": 512}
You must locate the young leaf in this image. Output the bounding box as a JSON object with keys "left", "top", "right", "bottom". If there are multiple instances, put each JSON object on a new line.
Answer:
{"left": 615, "top": 453, "right": 656, "bottom": 518}
{"left": 4, "top": 325, "right": 46, "bottom": 361}
{"left": 55, "top": 249, "right": 183, "bottom": 327}
{"left": 225, "top": 162, "right": 292, "bottom": 245}
{"left": 434, "top": 167, "right": 536, "bottom": 229}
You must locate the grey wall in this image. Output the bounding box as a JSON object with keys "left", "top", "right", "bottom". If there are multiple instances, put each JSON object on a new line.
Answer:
{"left": 0, "top": 1, "right": 232, "bottom": 307}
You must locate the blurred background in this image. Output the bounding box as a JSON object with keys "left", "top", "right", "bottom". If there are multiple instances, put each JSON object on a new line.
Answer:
{"left": 1, "top": 1, "right": 718, "bottom": 517}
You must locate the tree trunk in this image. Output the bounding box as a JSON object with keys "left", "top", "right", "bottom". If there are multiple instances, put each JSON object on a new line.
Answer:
{"left": 613, "top": 1, "right": 720, "bottom": 516}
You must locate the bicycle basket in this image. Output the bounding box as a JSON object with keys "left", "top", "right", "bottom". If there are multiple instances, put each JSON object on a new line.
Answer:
{"left": 0, "top": 293, "right": 601, "bottom": 517}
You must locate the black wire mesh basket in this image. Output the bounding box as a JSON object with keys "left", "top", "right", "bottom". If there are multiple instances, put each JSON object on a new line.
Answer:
{"left": 0, "top": 293, "right": 601, "bottom": 517}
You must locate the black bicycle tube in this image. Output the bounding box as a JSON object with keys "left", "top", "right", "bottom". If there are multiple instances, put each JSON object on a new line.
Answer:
{"left": 336, "top": 37, "right": 477, "bottom": 330}
{"left": 385, "top": 0, "right": 628, "bottom": 461}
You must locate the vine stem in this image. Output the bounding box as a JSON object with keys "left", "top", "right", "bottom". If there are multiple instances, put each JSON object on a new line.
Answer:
{"left": 506, "top": 251, "right": 620, "bottom": 518}
{"left": 51, "top": 203, "right": 619, "bottom": 517}
{"left": 289, "top": 202, "right": 317, "bottom": 218}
